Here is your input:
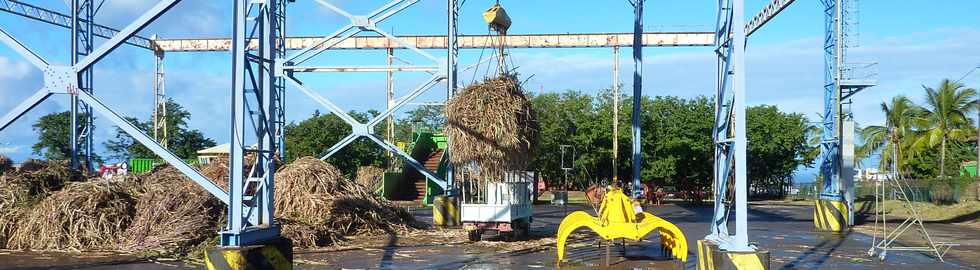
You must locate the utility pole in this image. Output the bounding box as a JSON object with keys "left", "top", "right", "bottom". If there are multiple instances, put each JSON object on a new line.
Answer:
{"left": 612, "top": 46, "right": 620, "bottom": 185}
{"left": 386, "top": 47, "right": 395, "bottom": 161}
{"left": 152, "top": 46, "right": 168, "bottom": 148}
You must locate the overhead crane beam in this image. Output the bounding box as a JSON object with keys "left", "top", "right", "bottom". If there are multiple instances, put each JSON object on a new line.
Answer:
{"left": 152, "top": 32, "right": 714, "bottom": 52}
{"left": 745, "top": 0, "right": 796, "bottom": 37}
{"left": 0, "top": 0, "right": 154, "bottom": 50}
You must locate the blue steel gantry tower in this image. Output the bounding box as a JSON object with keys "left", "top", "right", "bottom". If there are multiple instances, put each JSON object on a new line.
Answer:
{"left": 702, "top": 0, "right": 798, "bottom": 266}
{"left": 707, "top": 0, "right": 751, "bottom": 252}
{"left": 816, "top": 0, "right": 876, "bottom": 232}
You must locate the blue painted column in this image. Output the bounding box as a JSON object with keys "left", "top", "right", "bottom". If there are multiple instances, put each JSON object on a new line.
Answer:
{"left": 630, "top": 0, "right": 643, "bottom": 199}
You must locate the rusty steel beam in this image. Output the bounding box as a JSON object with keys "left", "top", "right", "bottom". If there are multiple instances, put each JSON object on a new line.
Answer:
{"left": 153, "top": 32, "right": 714, "bottom": 52}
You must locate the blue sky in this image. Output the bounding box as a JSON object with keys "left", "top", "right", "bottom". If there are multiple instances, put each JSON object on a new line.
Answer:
{"left": 0, "top": 0, "right": 978, "bottom": 182}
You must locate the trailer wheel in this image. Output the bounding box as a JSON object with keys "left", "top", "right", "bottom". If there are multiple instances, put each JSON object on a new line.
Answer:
{"left": 468, "top": 229, "right": 482, "bottom": 241}
{"left": 511, "top": 219, "right": 531, "bottom": 240}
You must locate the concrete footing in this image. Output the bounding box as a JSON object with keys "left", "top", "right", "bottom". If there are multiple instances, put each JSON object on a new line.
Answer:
{"left": 205, "top": 238, "right": 293, "bottom": 270}
{"left": 697, "top": 240, "right": 770, "bottom": 270}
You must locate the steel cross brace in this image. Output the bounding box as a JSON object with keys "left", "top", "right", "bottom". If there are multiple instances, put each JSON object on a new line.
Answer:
{"left": 284, "top": 73, "right": 448, "bottom": 189}
{"left": 0, "top": 0, "right": 229, "bottom": 203}
{"left": 706, "top": 0, "right": 753, "bottom": 252}
{"left": 285, "top": 0, "right": 419, "bottom": 65}
{"left": 280, "top": 0, "right": 449, "bottom": 189}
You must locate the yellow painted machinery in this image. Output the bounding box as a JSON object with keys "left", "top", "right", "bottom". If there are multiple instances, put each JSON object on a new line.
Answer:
{"left": 482, "top": 3, "right": 511, "bottom": 34}
{"left": 556, "top": 187, "right": 688, "bottom": 263}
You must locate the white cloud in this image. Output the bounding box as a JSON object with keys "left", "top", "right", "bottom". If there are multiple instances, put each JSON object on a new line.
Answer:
{"left": 0, "top": 57, "right": 33, "bottom": 80}
{"left": 0, "top": 145, "right": 22, "bottom": 154}
{"left": 91, "top": 0, "right": 226, "bottom": 38}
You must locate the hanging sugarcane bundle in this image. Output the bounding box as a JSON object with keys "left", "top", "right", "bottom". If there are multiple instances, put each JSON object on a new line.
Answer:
{"left": 445, "top": 73, "right": 539, "bottom": 182}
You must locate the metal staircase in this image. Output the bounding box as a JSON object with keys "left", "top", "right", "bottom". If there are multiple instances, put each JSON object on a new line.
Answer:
{"left": 413, "top": 149, "right": 444, "bottom": 202}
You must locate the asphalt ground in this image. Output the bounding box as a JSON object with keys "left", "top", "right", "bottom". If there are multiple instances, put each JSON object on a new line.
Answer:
{"left": 0, "top": 202, "right": 976, "bottom": 269}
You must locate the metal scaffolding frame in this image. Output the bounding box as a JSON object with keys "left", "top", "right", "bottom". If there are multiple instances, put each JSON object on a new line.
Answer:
{"left": 280, "top": 0, "right": 451, "bottom": 190}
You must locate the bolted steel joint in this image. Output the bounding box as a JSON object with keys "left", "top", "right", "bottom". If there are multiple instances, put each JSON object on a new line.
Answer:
{"left": 274, "top": 58, "right": 288, "bottom": 77}
{"left": 351, "top": 16, "right": 373, "bottom": 29}
{"left": 43, "top": 65, "right": 77, "bottom": 94}
{"left": 351, "top": 123, "right": 372, "bottom": 136}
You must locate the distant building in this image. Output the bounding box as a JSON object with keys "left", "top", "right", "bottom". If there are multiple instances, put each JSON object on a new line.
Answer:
{"left": 197, "top": 143, "right": 256, "bottom": 165}
{"left": 857, "top": 168, "right": 889, "bottom": 182}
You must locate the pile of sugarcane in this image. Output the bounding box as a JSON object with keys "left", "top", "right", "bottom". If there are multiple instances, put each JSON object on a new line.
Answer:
{"left": 117, "top": 166, "right": 224, "bottom": 256}
{"left": 6, "top": 179, "right": 137, "bottom": 251}
{"left": 0, "top": 159, "right": 89, "bottom": 246}
{"left": 444, "top": 74, "right": 539, "bottom": 180}
{"left": 356, "top": 165, "right": 385, "bottom": 192}
{"left": 0, "top": 156, "right": 420, "bottom": 254}
{"left": 274, "top": 157, "right": 420, "bottom": 247}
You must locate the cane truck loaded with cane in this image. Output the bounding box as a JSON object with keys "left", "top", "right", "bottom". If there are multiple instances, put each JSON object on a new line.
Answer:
{"left": 443, "top": 2, "right": 537, "bottom": 241}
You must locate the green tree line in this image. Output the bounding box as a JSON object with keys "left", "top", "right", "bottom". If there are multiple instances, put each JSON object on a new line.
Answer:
{"left": 528, "top": 89, "right": 810, "bottom": 197}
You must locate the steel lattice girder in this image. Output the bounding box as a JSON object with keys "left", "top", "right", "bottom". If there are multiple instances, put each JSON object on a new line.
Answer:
{"left": 706, "top": 0, "right": 752, "bottom": 252}
{"left": 0, "top": 0, "right": 229, "bottom": 203}
{"left": 0, "top": 0, "right": 154, "bottom": 50}
{"left": 281, "top": 0, "right": 449, "bottom": 190}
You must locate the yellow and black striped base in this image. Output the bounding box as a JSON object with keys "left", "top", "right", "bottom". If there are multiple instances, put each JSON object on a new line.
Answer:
{"left": 433, "top": 195, "right": 460, "bottom": 227}
{"left": 205, "top": 238, "right": 292, "bottom": 270}
{"left": 696, "top": 240, "right": 769, "bottom": 270}
{"left": 813, "top": 199, "right": 848, "bottom": 232}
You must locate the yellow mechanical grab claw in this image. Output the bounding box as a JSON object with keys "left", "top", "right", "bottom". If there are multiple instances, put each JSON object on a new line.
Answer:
{"left": 556, "top": 188, "right": 688, "bottom": 262}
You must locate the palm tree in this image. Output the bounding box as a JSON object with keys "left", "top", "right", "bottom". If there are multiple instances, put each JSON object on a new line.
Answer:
{"left": 803, "top": 122, "right": 822, "bottom": 167}
{"left": 858, "top": 96, "right": 919, "bottom": 172}
{"left": 912, "top": 79, "right": 977, "bottom": 178}
{"left": 806, "top": 119, "right": 864, "bottom": 168}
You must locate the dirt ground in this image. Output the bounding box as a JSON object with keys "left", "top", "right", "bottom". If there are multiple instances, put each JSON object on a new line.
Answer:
{"left": 0, "top": 201, "right": 977, "bottom": 269}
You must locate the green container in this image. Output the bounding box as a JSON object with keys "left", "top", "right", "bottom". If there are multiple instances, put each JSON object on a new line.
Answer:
{"left": 129, "top": 159, "right": 155, "bottom": 174}
{"left": 960, "top": 162, "right": 977, "bottom": 177}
